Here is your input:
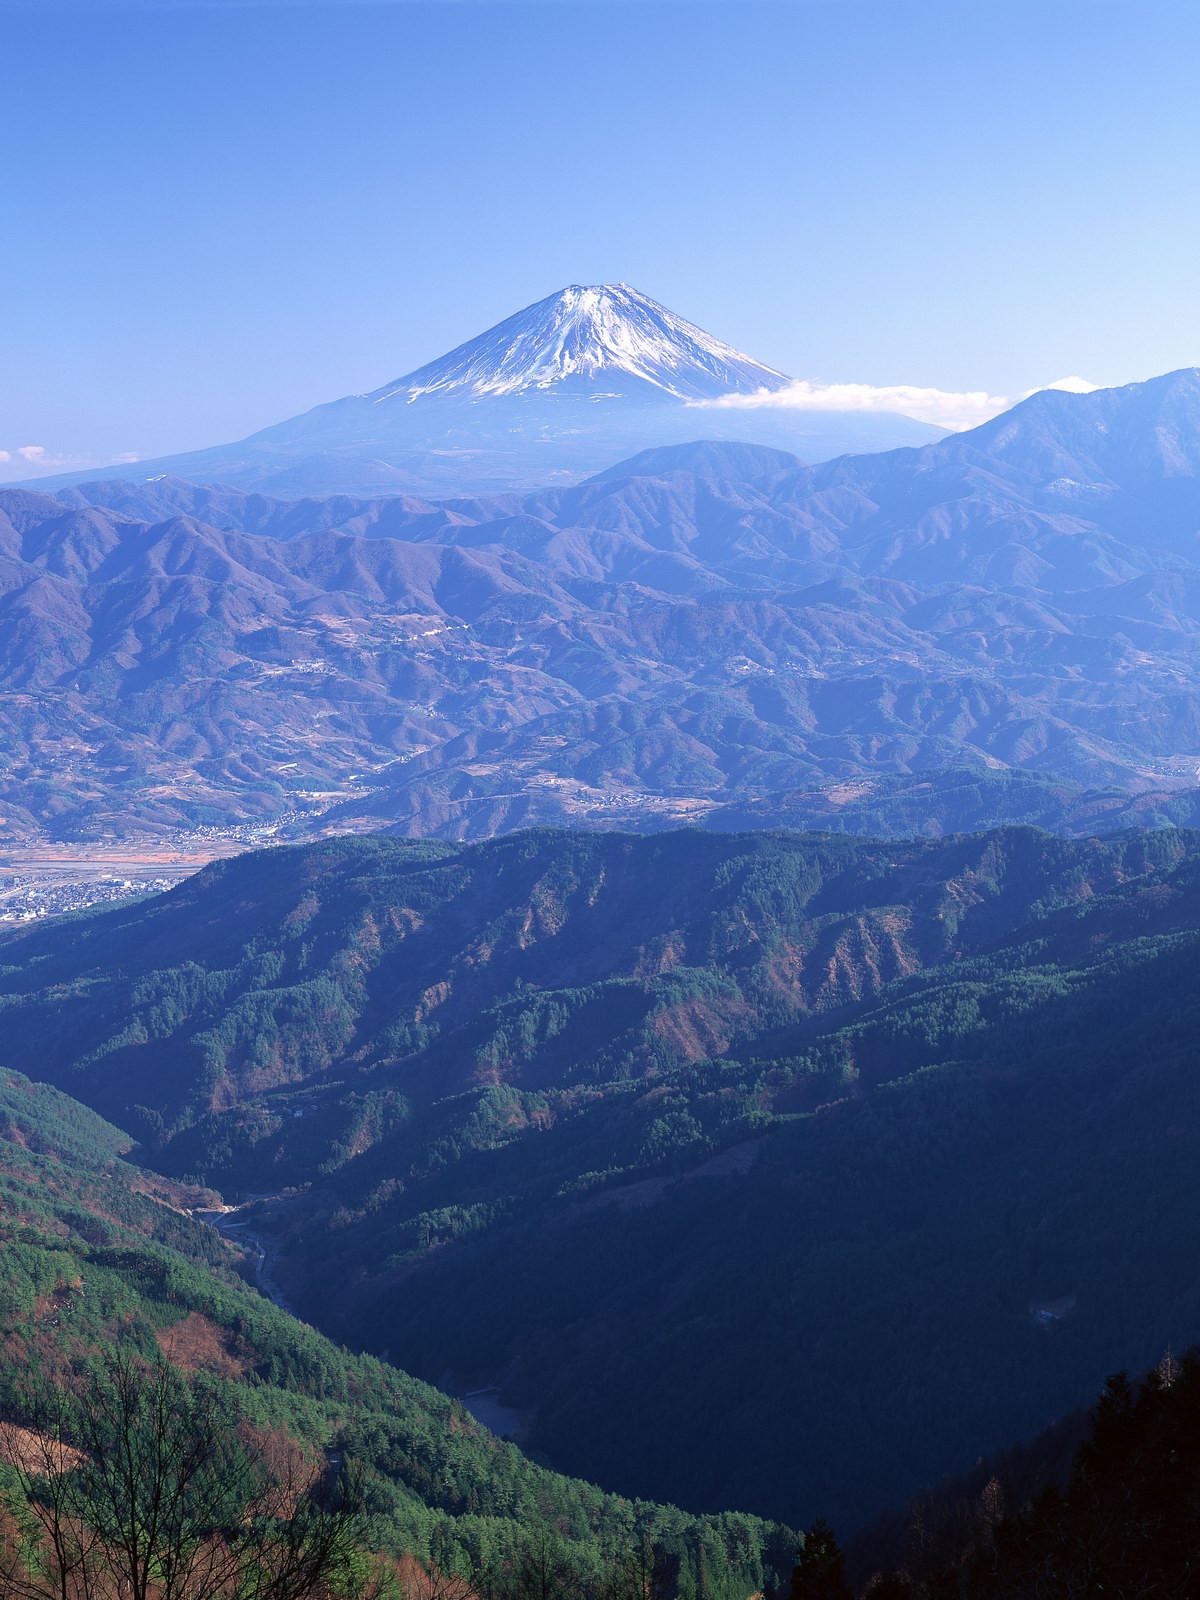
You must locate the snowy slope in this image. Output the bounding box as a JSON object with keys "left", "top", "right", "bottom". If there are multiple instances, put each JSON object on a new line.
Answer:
{"left": 21, "top": 284, "right": 944, "bottom": 498}
{"left": 373, "top": 283, "right": 791, "bottom": 403}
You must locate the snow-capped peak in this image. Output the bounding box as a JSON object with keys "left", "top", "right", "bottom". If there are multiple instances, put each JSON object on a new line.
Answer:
{"left": 372, "top": 284, "right": 792, "bottom": 405}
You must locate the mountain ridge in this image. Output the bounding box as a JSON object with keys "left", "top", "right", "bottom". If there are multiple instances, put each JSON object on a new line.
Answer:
{"left": 13, "top": 285, "right": 944, "bottom": 498}
{"left": 8, "top": 369, "right": 1200, "bottom": 841}
{"left": 5, "top": 824, "right": 1200, "bottom": 1529}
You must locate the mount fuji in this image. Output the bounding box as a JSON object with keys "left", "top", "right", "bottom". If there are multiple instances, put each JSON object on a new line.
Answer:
{"left": 24, "top": 284, "right": 946, "bottom": 498}
{"left": 381, "top": 282, "right": 791, "bottom": 402}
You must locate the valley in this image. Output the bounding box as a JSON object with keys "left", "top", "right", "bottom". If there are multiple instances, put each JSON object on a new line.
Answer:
{"left": 195, "top": 1196, "right": 296, "bottom": 1315}
{"left": 0, "top": 1067, "right": 795, "bottom": 1597}
{"left": 4, "top": 822, "right": 1200, "bottom": 1532}
{"left": 9, "top": 10, "right": 1200, "bottom": 1595}
{"left": 6, "top": 367, "right": 1200, "bottom": 1557}
{"left": 13, "top": 356, "right": 1200, "bottom": 1531}
{"left": 0, "top": 833, "right": 268, "bottom": 920}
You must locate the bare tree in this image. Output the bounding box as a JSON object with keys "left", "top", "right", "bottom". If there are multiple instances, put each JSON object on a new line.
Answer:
{"left": 508, "top": 1534, "right": 586, "bottom": 1600}
{"left": 0, "top": 1348, "right": 376, "bottom": 1600}
{"left": 395, "top": 1558, "right": 476, "bottom": 1600}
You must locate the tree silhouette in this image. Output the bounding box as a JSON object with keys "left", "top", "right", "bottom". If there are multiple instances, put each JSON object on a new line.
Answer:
{"left": 0, "top": 1348, "right": 380, "bottom": 1600}
{"left": 788, "top": 1521, "right": 851, "bottom": 1600}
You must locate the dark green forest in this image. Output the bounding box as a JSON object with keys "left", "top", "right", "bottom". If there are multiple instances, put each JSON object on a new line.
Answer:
{"left": 834, "top": 1350, "right": 1200, "bottom": 1599}
{"left": 0, "top": 1069, "right": 794, "bottom": 1597}
{"left": 3, "top": 825, "right": 1200, "bottom": 1532}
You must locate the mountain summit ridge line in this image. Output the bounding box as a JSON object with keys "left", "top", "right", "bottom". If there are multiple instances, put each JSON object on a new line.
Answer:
{"left": 12, "top": 284, "right": 944, "bottom": 499}
{"left": 370, "top": 283, "right": 792, "bottom": 402}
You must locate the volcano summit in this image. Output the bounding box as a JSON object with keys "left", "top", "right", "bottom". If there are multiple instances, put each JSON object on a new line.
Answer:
{"left": 24, "top": 285, "right": 945, "bottom": 498}
{"left": 380, "top": 283, "right": 792, "bottom": 401}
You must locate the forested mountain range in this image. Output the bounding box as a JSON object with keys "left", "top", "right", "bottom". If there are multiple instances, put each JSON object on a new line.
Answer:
{"left": 8, "top": 364, "right": 1200, "bottom": 1578}
{"left": 4, "top": 823, "right": 1200, "bottom": 1530}
{"left": 8, "top": 368, "right": 1200, "bottom": 841}
{"left": 8, "top": 1051, "right": 1190, "bottom": 1600}
{"left": 0, "top": 1066, "right": 794, "bottom": 1596}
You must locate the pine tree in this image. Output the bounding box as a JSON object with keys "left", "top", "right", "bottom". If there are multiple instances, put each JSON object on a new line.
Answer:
{"left": 696, "top": 1540, "right": 714, "bottom": 1600}
{"left": 788, "top": 1520, "right": 851, "bottom": 1600}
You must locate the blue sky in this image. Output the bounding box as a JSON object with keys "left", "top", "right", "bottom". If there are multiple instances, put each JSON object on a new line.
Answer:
{"left": 3, "top": 0, "right": 1200, "bottom": 473}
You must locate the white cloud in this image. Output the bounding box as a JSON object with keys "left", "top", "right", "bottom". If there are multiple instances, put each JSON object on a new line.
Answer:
{"left": 690, "top": 373, "right": 1102, "bottom": 432}
{"left": 1, "top": 444, "right": 94, "bottom": 480}
{"left": 0, "top": 443, "right": 143, "bottom": 481}
{"left": 691, "top": 381, "right": 1006, "bottom": 431}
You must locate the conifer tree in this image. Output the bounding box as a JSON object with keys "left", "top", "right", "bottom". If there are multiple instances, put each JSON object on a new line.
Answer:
{"left": 787, "top": 1521, "right": 851, "bottom": 1600}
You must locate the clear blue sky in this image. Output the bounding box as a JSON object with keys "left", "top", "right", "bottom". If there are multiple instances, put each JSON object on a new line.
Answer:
{"left": 4, "top": 0, "right": 1200, "bottom": 468}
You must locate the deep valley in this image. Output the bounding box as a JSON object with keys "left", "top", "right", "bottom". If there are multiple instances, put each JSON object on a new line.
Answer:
{"left": 4, "top": 823, "right": 1200, "bottom": 1532}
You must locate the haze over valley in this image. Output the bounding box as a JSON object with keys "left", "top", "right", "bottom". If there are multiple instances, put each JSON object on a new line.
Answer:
{"left": 6, "top": 5, "right": 1200, "bottom": 1597}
